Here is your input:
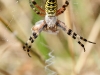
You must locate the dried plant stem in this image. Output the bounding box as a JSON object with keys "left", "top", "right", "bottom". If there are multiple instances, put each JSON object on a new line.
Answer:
{"left": 0, "top": 15, "right": 45, "bottom": 65}
{"left": 0, "top": 68, "right": 11, "bottom": 75}
{"left": 71, "top": 13, "right": 100, "bottom": 75}
{"left": 0, "top": 15, "right": 13, "bottom": 32}
{"left": 62, "top": 0, "right": 75, "bottom": 63}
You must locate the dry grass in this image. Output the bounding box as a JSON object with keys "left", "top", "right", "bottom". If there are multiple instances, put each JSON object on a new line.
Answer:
{"left": 0, "top": 0, "right": 100, "bottom": 75}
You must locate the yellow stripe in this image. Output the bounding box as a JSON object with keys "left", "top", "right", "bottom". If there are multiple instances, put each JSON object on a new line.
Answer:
{"left": 45, "top": 0, "right": 57, "bottom": 16}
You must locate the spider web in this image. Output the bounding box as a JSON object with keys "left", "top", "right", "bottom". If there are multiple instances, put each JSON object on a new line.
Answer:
{"left": 41, "top": 43, "right": 57, "bottom": 75}
{"left": 0, "top": 0, "right": 19, "bottom": 43}
{"left": 0, "top": 0, "right": 57, "bottom": 75}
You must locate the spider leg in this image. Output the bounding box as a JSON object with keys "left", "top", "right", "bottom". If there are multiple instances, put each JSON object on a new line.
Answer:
{"left": 29, "top": 0, "right": 45, "bottom": 16}
{"left": 56, "top": 20, "right": 96, "bottom": 52}
{"left": 23, "top": 32, "right": 38, "bottom": 57}
{"left": 23, "top": 21, "right": 46, "bottom": 57}
{"left": 79, "top": 36, "right": 96, "bottom": 44}
{"left": 56, "top": 0, "right": 69, "bottom": 16}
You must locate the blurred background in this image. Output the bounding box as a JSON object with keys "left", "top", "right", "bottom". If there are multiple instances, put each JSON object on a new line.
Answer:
{"left": 0, "top": 0, "right": 100, "bottom": 75}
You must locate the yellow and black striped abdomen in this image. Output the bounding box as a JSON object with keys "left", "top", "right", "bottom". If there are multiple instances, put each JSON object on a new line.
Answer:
{"left": 45, "top": 0, "right": 57, "bottom": 16}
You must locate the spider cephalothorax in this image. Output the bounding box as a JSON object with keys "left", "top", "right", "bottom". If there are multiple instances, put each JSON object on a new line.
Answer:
{"left": 23, "top": 0, "right": 96, "bottom": 57}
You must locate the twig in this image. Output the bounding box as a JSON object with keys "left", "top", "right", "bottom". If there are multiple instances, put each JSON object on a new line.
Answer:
{"left": 0, "top": 15, "right": 13, "bottom": 32}
{"left": 62, "top": 0, "right": 75, "bottom": 63}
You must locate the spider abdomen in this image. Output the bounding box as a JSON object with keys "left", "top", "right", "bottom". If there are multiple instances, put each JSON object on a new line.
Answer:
{"left": 45, "top": 0, "right": 57, "bottom": 16}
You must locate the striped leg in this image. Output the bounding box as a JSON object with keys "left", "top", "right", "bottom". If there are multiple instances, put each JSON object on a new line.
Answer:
{"left": 56, "top": 0, "right": 69, "bottom": 16}
{"left": 23, "top": 32, "right": 38, "bottom": 57}
{"left": 23, "top": 21, "right": 46, "bottom": 57}
{"left": 29, "top": 0, "right": 45, "bottom": 16}
{"left": 56, "top": 20, "right": 96, "bottom": 52}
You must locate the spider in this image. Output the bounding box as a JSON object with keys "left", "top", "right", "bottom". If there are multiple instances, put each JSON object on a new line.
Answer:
{"left": 23, "top": 0, "right": 96, "bottom": 57}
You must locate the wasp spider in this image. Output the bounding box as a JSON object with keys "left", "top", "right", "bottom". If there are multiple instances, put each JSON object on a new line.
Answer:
{"left": 23, "top": 0, "right": 96, "bottom": 57}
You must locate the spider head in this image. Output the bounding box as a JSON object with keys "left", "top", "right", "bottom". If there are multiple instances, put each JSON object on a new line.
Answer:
{"left": 45, "top": 0, "right": 57, "bottom": 17}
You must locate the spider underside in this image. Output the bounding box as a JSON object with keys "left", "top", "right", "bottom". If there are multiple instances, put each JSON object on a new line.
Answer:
{"left": 23, "top": 0, "right": 96, "bottom": 57}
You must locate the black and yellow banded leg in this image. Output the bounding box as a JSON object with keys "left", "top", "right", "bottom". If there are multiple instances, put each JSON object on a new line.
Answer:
{"left": 31, "top": 0, "right": 45, "bottom": 13}
{"left": 67, "top": 29, "right": 86, "bottom": 51}
{"left": 79, "top": 36, "right": 96, "bottom": 44}
{"left": 56, "top": 20, "right": 96, "bottom": 52}
{"left": 29, "top": 0, "right": 45, "bottom": 16}
{"left": 23, "top": 21, "right": 46, "bottom": 57}
{"left": 23, "top": 32, "right": 38, "bottom": 57}
{"left": 56, "top": 0, "right": 69, "bottom": 16}
{"left": 67, "top": 29, "right": 96, "bottom": 51}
